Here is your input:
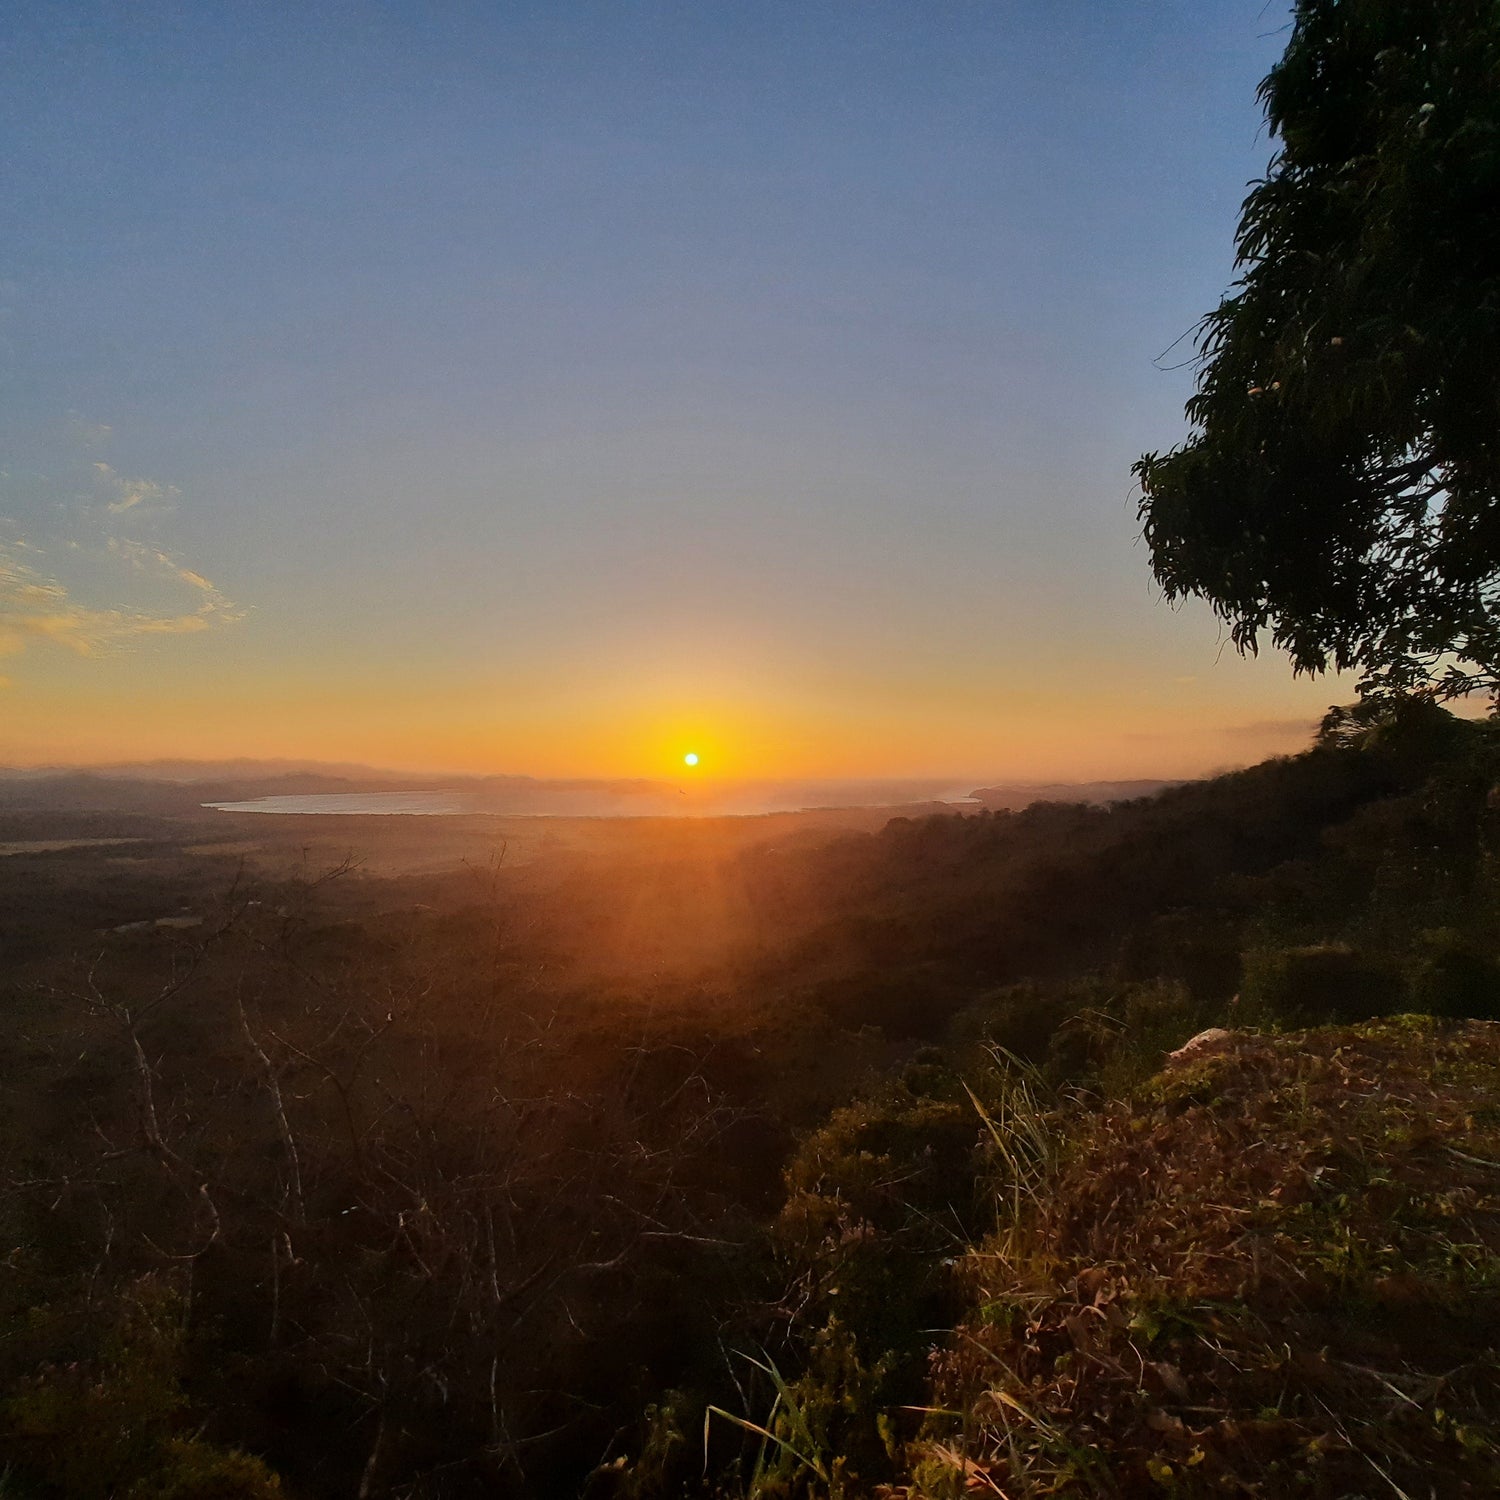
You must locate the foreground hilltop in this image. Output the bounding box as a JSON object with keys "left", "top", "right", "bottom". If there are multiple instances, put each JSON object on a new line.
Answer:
{"left": 688, "top": 1015, "right": 1500, "bottom": 1500}
{"left": 920, "top": 1019, "right": 1500, "bottom": 1495}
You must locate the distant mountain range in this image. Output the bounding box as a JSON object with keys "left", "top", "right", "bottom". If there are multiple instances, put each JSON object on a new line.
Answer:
{"left": 0, "top": 757, "right": 425, "bottom": 783}
{"left": 0, "top": 761, "right": 1184, "bottom": 818}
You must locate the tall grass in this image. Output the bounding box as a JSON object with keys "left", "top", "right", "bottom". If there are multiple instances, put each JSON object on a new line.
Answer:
{"left": 964, "top": 1046, "right": 1056, "bottom": 1236}
{"left": 703, "top": 1350, "right": 833, "bottom": 1495}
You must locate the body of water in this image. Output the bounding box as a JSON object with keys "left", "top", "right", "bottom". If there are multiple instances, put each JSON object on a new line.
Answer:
{"left": 205, "top": 782, "right": 985, "bottom": 818}
{"left": 207, "top": 791, "right": 483, "bottom": 816}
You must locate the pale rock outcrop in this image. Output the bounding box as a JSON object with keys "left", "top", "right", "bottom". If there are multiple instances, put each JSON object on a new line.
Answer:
{"left": 1167, "top": 1027, "right": 1236, "bottom": 1065}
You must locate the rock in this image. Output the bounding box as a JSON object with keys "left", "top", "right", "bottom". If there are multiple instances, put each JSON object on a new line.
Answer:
{"left": 1167, "top": 1027, "right": 1236, "bottom": 1065}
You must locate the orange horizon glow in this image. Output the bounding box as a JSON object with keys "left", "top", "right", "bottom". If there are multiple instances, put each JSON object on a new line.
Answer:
{"left": 0, "top": 655, "right": 1344, "bottom": 785}
{"left": 1, "top": 6, "right": 1330, "bottom": 807}
{"left": 0, "top": 578, "right": 1356, "bottom": 786}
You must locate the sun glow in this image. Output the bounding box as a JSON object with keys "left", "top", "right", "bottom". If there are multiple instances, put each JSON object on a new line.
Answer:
{"left": 683, "top": 752, "right": 700, "bottom": 767}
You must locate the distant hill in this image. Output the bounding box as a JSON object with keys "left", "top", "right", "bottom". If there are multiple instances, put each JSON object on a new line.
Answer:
{"left": 0, "top": 762, "right": 1186, "bottom": 819}
{"left": 0, "top": 758, "right": 676, "bottom": 793}
{"left": 0, "top": 757, "right": 427, "bottom": 784}
{"left": 0, "top": 771, "right": 385, "bottom": 815}
{"left": 0, "top": 766, "right": 687, "bottom": 817}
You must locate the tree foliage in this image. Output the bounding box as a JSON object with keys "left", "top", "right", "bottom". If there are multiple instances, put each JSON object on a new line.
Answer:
{"left": 1136, "top": 0, "right": 1500, "bottom": 698}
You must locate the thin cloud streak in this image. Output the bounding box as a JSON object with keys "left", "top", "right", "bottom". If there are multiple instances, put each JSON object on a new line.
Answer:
{"left": 92, "top": 462, "right": 180, "bottom": 519}
{"left": 1221, "top": 717, "right": 1320, "bottom": 741}
{"left": 0, "top": 543, "right": 244, "bottom": 666}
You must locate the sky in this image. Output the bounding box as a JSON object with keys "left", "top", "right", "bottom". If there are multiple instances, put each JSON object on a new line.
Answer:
{"left": 0, "top": 0, "right": 1350, "bottom": 782}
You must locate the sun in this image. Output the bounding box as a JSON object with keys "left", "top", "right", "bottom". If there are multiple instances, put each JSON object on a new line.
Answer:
{"left": 683, "top": 752, "right": 700, "bottom": 767}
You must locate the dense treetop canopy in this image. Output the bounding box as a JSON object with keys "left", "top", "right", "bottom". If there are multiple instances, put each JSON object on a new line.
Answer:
{"left": 1136, "top": 0, "right": 1500, "bottom": 699}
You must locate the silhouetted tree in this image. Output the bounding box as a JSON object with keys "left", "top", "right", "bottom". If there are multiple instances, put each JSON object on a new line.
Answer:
{"left": 1137, "top": 0, "right": 1500, "bottom": 699}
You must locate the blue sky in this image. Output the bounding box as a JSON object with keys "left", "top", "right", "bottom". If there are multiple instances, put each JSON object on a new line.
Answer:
{"left": 0, "top": 1, "right": 1343, "bottom": 777}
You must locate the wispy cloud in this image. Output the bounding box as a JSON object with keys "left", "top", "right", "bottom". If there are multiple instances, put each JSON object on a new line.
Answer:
{"left": 0, "top": 543, "right": 244, "bottom": 663}
{"left": 1221, "top": 717, "right": 1318, "bottom": 742}
{"left": 65, "top": 414, "right": 113, "bottom": 447}
{"left": 1117, "top": 717, "right": 1319, "bottom": 750}
{"left": 106, "top": 536, "right": 233, "bottom": 598}
{"left": 0, "top": 432, "right": 248, "bottom": 685}
{"left": 92, "top": 462, "right": 179, "bottom": 519}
